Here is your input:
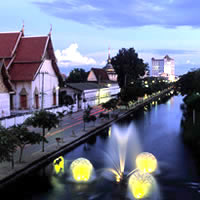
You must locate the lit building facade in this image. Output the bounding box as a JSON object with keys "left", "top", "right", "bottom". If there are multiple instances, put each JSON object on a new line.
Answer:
{"left": 152, "top": 55, "right": 175, "bottom": 80}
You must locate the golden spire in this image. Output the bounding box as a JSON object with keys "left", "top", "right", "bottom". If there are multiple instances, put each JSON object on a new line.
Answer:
{"left": 108, "top": 47, "right": 111, "bottom": 63}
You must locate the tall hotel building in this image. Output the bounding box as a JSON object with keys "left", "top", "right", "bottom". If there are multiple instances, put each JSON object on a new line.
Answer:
{"left": 152, "top": 55, "right": 175, "bottom": 79}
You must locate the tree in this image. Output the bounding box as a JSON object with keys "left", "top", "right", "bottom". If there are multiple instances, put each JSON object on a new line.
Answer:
{"left": 10, "top": 125, "right": 45, "bottom": 163}
{"left": 111, "top": 48, "right": 148, "bottom": 88}
{"left": 101, "top": 98, "right": 118, "bottom": 116}
{"left": 25, "top": 110, "right": 60, "bottom": 152}
{"left": 66, "top": 68, "right": 88, "bottom": 83}
{"left": 0, "top": 126, "right": 18, "bottom": 169}
{"left": 83, "top": 106, "right": 92, "bottom": 131}
{"left": 90, "top": 115, "right": 97, "bottom": 126}
{"left": 177, "top": 69, "right": 200, "bottom": 96}
{"left": 59, "top": 92, "right": 74, "bottom": 107}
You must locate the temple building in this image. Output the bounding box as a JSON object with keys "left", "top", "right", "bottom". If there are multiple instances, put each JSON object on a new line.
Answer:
{"left": 63, "top": 49, "right": 120, "bottom": 111}
{"left": 0, "top": 27, "right": 61, "bottom": 113}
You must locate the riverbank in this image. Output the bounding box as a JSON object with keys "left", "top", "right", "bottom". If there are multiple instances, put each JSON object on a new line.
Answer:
{"left": 0, "top": 87, "right": 173, "bottom": 188}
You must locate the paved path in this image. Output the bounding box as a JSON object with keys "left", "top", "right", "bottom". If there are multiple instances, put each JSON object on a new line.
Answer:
{"left": 0, "top": 105, "right": 115, "bottom": 182}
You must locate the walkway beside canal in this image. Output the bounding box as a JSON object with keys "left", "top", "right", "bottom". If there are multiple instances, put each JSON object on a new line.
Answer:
{"left": 0, "top": 87, "right": 173, "bottom": 187}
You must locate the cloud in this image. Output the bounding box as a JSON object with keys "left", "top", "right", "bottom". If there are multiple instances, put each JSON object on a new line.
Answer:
{"left": 34, "top": 0, "right": 200, "bottom": 28}
{"left": 139, "top": 49, "right": 200, "bottom": 55}
{"left": 55, "top": 43, "right": 96, "bottom": 67}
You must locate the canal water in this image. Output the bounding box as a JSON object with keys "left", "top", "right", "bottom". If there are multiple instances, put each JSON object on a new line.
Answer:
{"left": 2, "top": 95, "right": 200, "bottom": 199}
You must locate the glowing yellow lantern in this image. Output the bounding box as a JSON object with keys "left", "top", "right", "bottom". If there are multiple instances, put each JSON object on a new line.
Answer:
{"left": 129, "top": 171, "right": 154, "bottom": 199}
{"left": 136, "top": 152, "right": 157, "bottom": 173}
{"left": 53, "top": 156, "right": 64, "bottom": 174}
{"left": 108, "top": 127, "right": 112, "bottom": 137}
{"left": 70, "top": 158, "right": 93, "bottom": 182}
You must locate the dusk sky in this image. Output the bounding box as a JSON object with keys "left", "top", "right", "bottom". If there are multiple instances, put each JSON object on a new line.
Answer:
{"left": 1, "top": 0, "right": 200, "bottom": 75}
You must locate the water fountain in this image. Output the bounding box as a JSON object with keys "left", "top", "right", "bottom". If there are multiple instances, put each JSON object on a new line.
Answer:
{"left": 70, "top": 158, "right": 94, "bottom": 182}
{"left": 53, "top": 124, "right": 159, "bottom": 199}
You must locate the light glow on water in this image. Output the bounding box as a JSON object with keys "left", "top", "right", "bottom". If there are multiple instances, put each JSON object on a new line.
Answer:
{"left": 105, "top": 124, "right": 142, "bottom": 182}
{"left": 129, "top": 171, "right": 154, "bottom": 199}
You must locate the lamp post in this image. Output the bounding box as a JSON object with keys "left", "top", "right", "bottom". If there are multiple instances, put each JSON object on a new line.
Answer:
{"left": 193, "top": 109, "right": 195, "bottom": 125}
{"left": 40, "top": 71, "right": 48, "bottom": 109}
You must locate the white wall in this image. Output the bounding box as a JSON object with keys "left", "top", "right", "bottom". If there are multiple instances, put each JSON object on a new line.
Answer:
{"left": 0, "top": 105, "right": 75, "bottom": 128}
{"left": 13, "top": 81, "right": 32, "bottom": 110}
{"left": 12, "top": 59, "right": 59, "bottom": 111}
{"left": 32, "top": 59, "right": 59, "bottom": 109}
{"left": 0, "top": 93, "right": 10, "bottom": 117}
{"left": 66, "top": 83, "right": 120, "bottom": 110}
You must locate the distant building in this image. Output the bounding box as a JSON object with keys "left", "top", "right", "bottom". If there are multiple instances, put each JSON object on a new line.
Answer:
{"left": 87, "top": 68, "right": 110, "bottom": 83}
{"left": 103, "top": 48, "right": 117, "bottom": 82}
{"left": 62, "top": 48, "right": 120, "bottom": 111}
{"left": 65, "top": 82, "right": 120, "bottom": 110}
{"left": 152, "top": 55, "right": 175, "bottom": 80}
{"left": 87, "top": 48, "right": 118, "bottom": 83}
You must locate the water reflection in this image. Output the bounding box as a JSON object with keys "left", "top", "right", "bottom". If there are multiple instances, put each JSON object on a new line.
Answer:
{"left": 1, "top": 95, "right": 200, "bottom": 200}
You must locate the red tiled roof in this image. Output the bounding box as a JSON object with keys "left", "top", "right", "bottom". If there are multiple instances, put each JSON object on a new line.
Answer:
{"left": 9, "top": 63, "right": 41, "bottom": 81}
{"left": 14, "top": 36, "right": 48, "bottom": 62}
{"left": 0, "top": 60, "right": 14, "bottom": 92}
{"left": 91, "top": 68, "right": 109, "bottom": 81}
{"left": 0, "top": 31, "right": 61, "bottom": 82}
{"left": 0, "top": 32, "right": 21, "bottom": 58}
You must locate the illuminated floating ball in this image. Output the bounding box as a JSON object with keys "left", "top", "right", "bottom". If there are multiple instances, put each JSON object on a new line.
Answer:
{"left": 129, "top": 171, "right": 154, "bottom": 199}
{"left": 53, "top": 156, "right": 64, "bottom": 174}
{"left": 136, "top": 152, "right": 157, "bottom": 173}
{"left": 70, "top": 158, "right": 93, "bottom": 182}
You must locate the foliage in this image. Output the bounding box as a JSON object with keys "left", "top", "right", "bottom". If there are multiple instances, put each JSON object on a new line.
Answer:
{"left": 10, "top": 124, "right": 45, "bottom": 163}
{"left": 99, "top": 112, "right": 110, "bottom": 120}
{"left": 57, "top": 110, "right": 67, "bottom": 119}
{"left": 25, "top": 110, "right": 59, "bottom": 152}
{"left": 178, "top": 69, "right": 200, "bottom": 174}
{"left": 101, "top": 98, "right": 118, "bottom": 111}
{"left": 59, "top": 92, "right": 74, "bottom": 106}
{"left": 120, "top": 82, "right": 144, "bottom": 102}
{"left": 118, "top": 77, "right": 170, "bottom": 103}
{"left": 183, "top": 93, "right": 200, "bottom": 112}
{"left": 111, "top": 48, "right": 148, "bottom": 88}
{"left": 177, "top": 69, "right": 200, "bottom": 96}
{"left": 82, "top": 106, "right": 97, "bottom": 129}
{"left": 83, "top": 106, "right": 92, "bottom": 130}
{"left": 0, "top": 126, "right": 18, "bottom": 168}
{"left": 66, "top": 68, "right": 88, "bottom": 83}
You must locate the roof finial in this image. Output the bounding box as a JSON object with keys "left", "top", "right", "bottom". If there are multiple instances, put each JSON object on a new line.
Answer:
{"left": 21, "top": 20, "right": 24, "bottom": 35}
{"left": 108, "top": 46, "right": 111, "bottom": 63}
{"left": 49, "top": 24, "right": 52, "bottom": 36}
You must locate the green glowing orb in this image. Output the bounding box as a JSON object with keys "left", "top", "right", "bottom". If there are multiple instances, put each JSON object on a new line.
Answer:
{"left": 136, "top": 152, "right": 157, "bottom": 173}
{"left": 70, "top": 158, "right": 93, "bottom": 182}
{"left": 53, "top": 156, "right": 64, "bottom": 174}
{"left": 129, "top": 171, "right": 154, "bottom": 199}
